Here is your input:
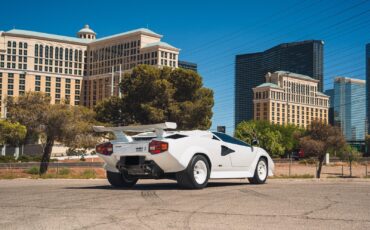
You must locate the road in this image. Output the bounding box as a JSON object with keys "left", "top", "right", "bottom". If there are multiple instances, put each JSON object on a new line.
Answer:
{"left": 0, "top": 179, "right": 369, "bottom": 230}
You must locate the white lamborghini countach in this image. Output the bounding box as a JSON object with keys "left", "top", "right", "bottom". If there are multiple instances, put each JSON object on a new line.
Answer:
{"left": 93, "top": 122, "right": 274, "bottom": 189}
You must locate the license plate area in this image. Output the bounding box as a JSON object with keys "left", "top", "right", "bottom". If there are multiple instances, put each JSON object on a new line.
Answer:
{"left": 120, "top": 156, "right": 145, "bottom": 166}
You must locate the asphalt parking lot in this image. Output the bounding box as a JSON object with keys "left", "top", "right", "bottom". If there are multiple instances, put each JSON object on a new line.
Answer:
{"left": 0, "top": 179, "right": 369, "bottom": 230}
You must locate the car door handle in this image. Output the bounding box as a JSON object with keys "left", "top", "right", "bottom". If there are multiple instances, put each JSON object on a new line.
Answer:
{"left": 221, "top": 145, "right": 235, "bottom": 156}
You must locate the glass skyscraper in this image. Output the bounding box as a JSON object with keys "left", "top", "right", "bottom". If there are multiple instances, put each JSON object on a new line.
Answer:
{"left": 366, "top": 43, "right": 370, "bottom": 134}
{"left": 334, "top": 77, "right": 366, "bottom": 141}
{"left": 235, "top": 40, "right": 324, "bottom": 127}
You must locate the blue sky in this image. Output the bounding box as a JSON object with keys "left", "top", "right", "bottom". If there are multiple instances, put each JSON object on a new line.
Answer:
{"left": 1, "top": 0, "right": 369, "bottom": 134}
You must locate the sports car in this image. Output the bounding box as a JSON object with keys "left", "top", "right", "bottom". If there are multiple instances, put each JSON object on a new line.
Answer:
{"left": 93, "top": 122, "right": 274, "bottom": 189}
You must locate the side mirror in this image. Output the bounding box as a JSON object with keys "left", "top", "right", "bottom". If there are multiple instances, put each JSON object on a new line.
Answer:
{"left": 251, "top": 139, "right": 259, "bottom": 146}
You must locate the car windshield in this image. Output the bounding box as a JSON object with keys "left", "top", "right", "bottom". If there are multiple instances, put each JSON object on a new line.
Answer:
{"left": 212, "top": 132, "right": 250, "bottom": 147}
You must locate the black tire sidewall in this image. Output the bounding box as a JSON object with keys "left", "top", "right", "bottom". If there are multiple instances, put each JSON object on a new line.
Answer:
{"left": 107, "top": 171, "right": 138, "bottom": 188}
{"left": 121, "top": 171, "right": 138, "bottom": 184}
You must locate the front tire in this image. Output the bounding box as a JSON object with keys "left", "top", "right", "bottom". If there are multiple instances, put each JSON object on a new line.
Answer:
{"left": 176, "top": 155, "right": 210, "bottom": 189}
{"left": 248, "top": 158, "right": 268, "bottom": 184}
{"left": 107, "top": 171, "right": 138, "bottom": 188}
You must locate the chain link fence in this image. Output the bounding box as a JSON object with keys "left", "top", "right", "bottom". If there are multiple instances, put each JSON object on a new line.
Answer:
{"left": 0, "top": 161, "right": 368, "bottom": 179}
{"left": 274, "top": 161, "right": 370, "bottom": 178}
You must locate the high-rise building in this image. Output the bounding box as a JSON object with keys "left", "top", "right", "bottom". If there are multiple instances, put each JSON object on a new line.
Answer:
{"left": 178, "top": 60, "right": 197, "bottom": 72}
{"left": 366, "top": 43, "right": 370, "bottom": 134}
{"left": 235, "top": 40, "right": 324, "bottom": 127}
{"left": 252, "top": 71, "right": 329, "bottom": 128}
{"left": 325, "top": 88, "right": 334, "bottom": 125}
{"left": 334, "top": 77, "right": 366, "bottom": 142}
{"left": 0, "top": 25, "right": 180, "bottom": 115}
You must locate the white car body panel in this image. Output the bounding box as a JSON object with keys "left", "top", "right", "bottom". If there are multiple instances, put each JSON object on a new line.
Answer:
{"left": 93, "top": 123, "right": 274, "bottom": 180}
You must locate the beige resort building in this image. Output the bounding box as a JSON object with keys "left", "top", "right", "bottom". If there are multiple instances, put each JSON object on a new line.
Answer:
{"left": 253, "top": 71, "right": 329, "bottom": 128}
{"left": 0, "top": 25, "right": 180, "bottom": 116}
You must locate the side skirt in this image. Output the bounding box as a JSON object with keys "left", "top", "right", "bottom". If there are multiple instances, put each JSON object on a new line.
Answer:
{"left": 210, "top": 170, "right": 254, "bottom": 179}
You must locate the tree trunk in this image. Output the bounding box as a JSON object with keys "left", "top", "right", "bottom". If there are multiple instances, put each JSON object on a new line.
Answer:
{"left": 39, "top": 135, "right": 54, "bottom": 175}
{"left": 349, "top": 160, "right": 352, "bottom": 177}
{"left": 316, "top": 155, "right": 325, "bottom": 178}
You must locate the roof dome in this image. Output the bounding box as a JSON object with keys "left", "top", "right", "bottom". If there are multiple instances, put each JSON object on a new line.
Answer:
{"left": 77, "top": 24, "right": 96, "bottom": 40}
{"left": 78, "top": 24, "right": 96, "bottom": 34}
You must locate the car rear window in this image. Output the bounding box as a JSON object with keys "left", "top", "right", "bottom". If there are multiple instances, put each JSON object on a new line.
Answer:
{"left": 212, "top": 132, "right": 250, "bottom": 147}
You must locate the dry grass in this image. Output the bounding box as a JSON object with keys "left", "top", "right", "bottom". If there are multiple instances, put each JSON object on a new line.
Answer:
{"left": 272, "top": 174, "right": 314, "bottom": 179}
{"left": 0, "top": 167, "right": 106, "bottom": 180}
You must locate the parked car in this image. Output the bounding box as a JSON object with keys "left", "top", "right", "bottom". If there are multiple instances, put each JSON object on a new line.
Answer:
{"left": 93, "top": 122, "right": 275, "bottom": 189}
{"left": 288, "top": 149, "right": 305, "bottom": 161}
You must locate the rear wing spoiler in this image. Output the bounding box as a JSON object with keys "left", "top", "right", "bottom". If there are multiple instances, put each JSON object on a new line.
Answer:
{"left": 93, "top": 122, "right": 177, "bottom": 141}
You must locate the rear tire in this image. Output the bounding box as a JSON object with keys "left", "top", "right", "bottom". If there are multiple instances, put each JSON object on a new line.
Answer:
{"left": 176, "top": 155, "right": 210, "bottom": 189}
{"left": 248, "top": 158, "right": 268, "bottom": 184}
{"left": 107, "top": 171, "right": 138, "bottom": 188}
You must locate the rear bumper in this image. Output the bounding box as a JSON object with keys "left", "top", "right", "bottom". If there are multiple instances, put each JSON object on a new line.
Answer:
{"left": 117, "top": 156, "right": 164, "bottom": 178}
{"left": 98, "top": 150, "right": 186, "bottom": 174}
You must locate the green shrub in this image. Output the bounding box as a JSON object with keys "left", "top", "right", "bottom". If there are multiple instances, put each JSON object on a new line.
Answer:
{"left": 299, "top": 158, "right": 316, "bottom": 165}
{"left": 25, "top": 166, "right": 39, "bottom": 175}
{"left": 0, "top": 155, "right": 16, "bottom": 163}
{"left": 80, "top": 169, "right": 96, "bottom": 179}
{"left": 58, "top": 168, "right": 70, "bottom": 175}
{"left": 17, "top": 155, "right": 31, "bottom": 162}
{"left": 17, "top": 155, "right": 44, "bottom": 162}
{"left": 66, "top": 148, "right": 85, "bottom": 156}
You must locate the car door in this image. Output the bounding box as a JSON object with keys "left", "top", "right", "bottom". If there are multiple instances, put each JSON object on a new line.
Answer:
{"left": 207, "top": 136, "right": 232, "bottom": 171}
{"left": 213, "top": 132, "right": 257, "bottom": 168}
{"left": 226, "top": 142, "right": 256, "bottom": 168}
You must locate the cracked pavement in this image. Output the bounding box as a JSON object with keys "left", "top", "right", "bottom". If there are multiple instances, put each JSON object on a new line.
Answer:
{"left": 0, "top": 179, "right": 369, "bottom": 230}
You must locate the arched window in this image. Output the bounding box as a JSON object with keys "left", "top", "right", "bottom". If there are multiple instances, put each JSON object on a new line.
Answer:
{"left": 55, "top": 47, "right": 59, "bottom": 59}
{"left": 65, "top": 48, "right": 69, "bottom": 60}
{"left": 60, "top": 48, "right": 63, "bottom": 60}
{"left": 39, "top": 45, "right": 43, "bottom": 57}
{"left": 50, "top": 46, "right": 53, "bottom": 58}
{"left": 35, "top": 44, "right": 39, "bottom": 56}
{"left": 45, "top": 46, "right": 49, "bottom": 58}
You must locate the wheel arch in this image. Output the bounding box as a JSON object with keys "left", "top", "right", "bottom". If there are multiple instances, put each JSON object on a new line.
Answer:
{"left": 178, "top": 146, "right": 212, "bottom": 170}
{"left": 250, "top": 152, "right": 269, "bottom": 177}
{"left": 193, "top": 152, "right": 212, "bottom": 170}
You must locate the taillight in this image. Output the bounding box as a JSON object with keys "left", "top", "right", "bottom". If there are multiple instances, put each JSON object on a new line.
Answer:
{"left": 96, "top": 142, "right": 113, "bottom": 156}
{"left": 149, "top": 140, "right": 168, "bottom": 154}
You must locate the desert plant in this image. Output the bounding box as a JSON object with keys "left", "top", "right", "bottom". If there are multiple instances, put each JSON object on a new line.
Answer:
{"left": 25, "top": 166, "right": 39, "bottom": 175}
{"left": 58, "top": 168, "right": 70, "bottom": 175}
{"left": 80, "top": 169, "right": 96, "bottom": 179}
